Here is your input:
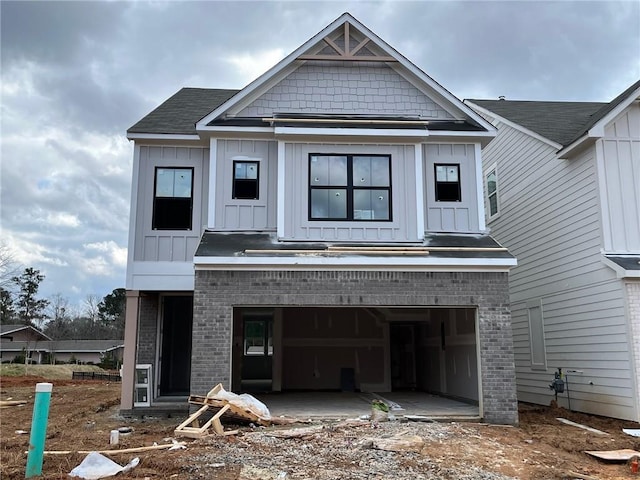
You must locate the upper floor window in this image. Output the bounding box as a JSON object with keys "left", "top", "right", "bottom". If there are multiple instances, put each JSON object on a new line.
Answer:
{"left": 233, "top": 161, "right": 259, "bottom": 200}
{"left": 486, "top": 166, "right": 499, "bottom": 217}
{"left": 153, "top": 167, "right": 193, "bottom": 230}
{"left": 309, "top": 154, "right": 391, "bottom": 221}
{"left": 434, "top": 164, "right": 461, "bottom": 202}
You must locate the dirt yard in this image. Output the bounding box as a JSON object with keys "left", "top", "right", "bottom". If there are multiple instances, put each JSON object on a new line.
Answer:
{"left": 1, "top": 376, "right": 639, "bottom": 479}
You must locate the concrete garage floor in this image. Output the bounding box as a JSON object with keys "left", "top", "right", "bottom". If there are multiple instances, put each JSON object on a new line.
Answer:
{"left": 255, "top": 391, "right": 480, "bottom": 420}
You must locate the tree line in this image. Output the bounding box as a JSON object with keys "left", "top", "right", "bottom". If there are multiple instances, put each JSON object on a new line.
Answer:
{"left": 0, "top": 246, "right": 125, "bottom": 340}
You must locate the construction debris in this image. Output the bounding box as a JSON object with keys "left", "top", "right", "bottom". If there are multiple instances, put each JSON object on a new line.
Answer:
{"left": 584, "top": 449, "right": 640, "bottom": 462}
{"left": 264, "top": 425, "right": 325, "bottom": 439}
{"left": 175, "top": 383, "right": 274, "bottom": 438}
{"left": 361, "top": 432, "right": 425, "bottom": 453}
{"left": 556, "top": 418, "right": 609, "bottom": 435}
{"left": 68, "top": 452, "right": 139, "bottom": 479}
{"left": 623, "top": 428, "right": 640, "bottom": 437}
{"left": 0, "top": 400, "right": 27, "bottom": 408}
{"left": 37, "top": 442, "right": 186, "bottom": 456}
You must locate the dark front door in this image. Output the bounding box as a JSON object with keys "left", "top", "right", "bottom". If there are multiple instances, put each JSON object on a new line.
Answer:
{"left": 159, "top": 295, "right": 193, "bottom": 396}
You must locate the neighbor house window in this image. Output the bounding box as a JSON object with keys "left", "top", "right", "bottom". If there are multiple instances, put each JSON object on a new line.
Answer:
{"left": 486, "top": 166, "right": 499, "bottom": 217}
{"left": 153, "top": 167, "right": 193, "bottom": 230}
{"left": 434, "top": 164, "right": 461, "bottom": 202}
{"left": 233, "top": 161, "right": 259, "bottom": 199}
{"left": 528, "top": 301, "right": 547, "bottom": 370}
{"left": 309, "top": 154, "right": 391, "bottom": 221}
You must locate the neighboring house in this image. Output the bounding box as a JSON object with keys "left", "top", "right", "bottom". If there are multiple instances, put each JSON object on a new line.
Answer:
{"left": 466, "top": 79, "right": 640, "bottom": 422}
{"left": 122, "top": 13, "right": 519, "bottom": 424}
{"left": 0, "top": 339, "right": 124, "bottom": 365}
{"left": 1, "top": 324, "right": 51, "bottom": 343}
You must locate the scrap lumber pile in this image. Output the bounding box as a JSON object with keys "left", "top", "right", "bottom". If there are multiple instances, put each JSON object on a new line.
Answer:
{"left": 174, "top": 383, "right": 272, "bottom": 438}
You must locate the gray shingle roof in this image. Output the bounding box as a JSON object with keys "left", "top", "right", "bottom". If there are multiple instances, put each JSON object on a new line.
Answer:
{"left": 468, "top": 79, "right": 640, "bottom": 147}
{"left": 467, "top": 99, "right": 605, "bottom": 146}
{"left": 128, "top": 88, "right": 239, "bottom": 135}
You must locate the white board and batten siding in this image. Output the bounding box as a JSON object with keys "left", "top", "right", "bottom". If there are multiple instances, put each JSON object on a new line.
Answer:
{"left": 133, "top": 146, "right": 208, "bottom": 262}
{"left": 281, "top": 143, "right": 418, "bottom": 242}
{"left": 128, "top": 146, "right": 209, "bottom": 291}
{"left": 597, "top": 102, "right": 640, "bottom": 253}
{"left": 481, "top": 119, "right": 637, "bottom": 421}
{"left": 214, "top": 139, "right": 278, "bottom": 231}
{"left": 423, "top": 144, "right": 480, "bottom": 233}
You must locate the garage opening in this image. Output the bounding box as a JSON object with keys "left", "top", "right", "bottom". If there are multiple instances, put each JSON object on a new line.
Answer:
{"left": 232, "top": 306, "right": 479, "bottom": 407}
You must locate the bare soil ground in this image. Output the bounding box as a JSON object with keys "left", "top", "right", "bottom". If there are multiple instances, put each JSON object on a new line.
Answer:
{"left": 1, "top": 376, "right": 639, "bottom": 479}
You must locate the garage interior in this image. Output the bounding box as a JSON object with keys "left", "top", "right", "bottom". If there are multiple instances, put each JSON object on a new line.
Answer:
{"left": 232, "top": 306, "right": 480, "bottom": 417}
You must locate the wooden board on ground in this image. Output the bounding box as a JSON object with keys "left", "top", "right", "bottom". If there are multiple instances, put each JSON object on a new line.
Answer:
{"left": 584, "top": 449, "right": 640, "bottom": 462}
{"left": 188, "top": 394, "right": 271, "bottom": 427}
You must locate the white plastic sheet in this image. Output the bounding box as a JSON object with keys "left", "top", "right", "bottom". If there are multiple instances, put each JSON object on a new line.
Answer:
{"left": 68, "top": 452, "right": 139, "bottom": 479}
{"left": 209, "top": 386, "right": 271, "bottom": 420}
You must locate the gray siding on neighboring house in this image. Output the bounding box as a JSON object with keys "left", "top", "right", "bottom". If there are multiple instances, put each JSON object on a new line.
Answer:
{"left": 133, "top": 146, "right": 208, "bottom": 262}
{"left": 235, "top": 62, "right": 455, "bottom": 119}
{"left": 282, "top": 143, "right": 417, "bottom": 242}
{"left": 214, "top": 140, "right": 278, "bottom": 231}
{"left": 597, "top": 103, "right": 640, "bottom": 253}
{"left": 481, "top": 120, "right": 635, "bottom": 420}
{"left": 423, "top": 144, "right": 480, "bottom": 233}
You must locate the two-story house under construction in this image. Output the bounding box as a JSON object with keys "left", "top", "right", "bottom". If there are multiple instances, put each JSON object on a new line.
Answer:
{"left": 467, "top": 79, "right": 640, "bottom": 422}
{"left": 122, "top": 13, "right": 518, "bottom": 424}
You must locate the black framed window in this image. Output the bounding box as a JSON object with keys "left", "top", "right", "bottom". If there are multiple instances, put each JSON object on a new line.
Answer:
{"left": 152, "top": 167, "right": 193, "bottom": 230}
{"left": 309, "top": 154, "right": 391, "bottom": 221}
{"left": 434, "top": 164, "right": 461, "bottom": 202}
{"left": 233, "top": 161, "right": 259, "bottom": 199}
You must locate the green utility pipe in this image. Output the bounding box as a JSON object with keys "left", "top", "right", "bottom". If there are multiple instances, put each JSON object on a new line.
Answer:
{"left": 25, "top": 382, "right": 53, "bottom": 478}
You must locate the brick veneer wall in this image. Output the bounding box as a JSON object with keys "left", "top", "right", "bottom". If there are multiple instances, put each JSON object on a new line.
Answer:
{"left": 137, "top": 293, "right": 158, "bottom": 365}
{"left": 192, "top": 270, "right": 518, "bottom": 424}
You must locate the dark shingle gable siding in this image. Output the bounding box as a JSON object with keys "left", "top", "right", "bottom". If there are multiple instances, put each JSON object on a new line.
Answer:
{"left": 127, "top": 88, "right": 239, "bottom": 135}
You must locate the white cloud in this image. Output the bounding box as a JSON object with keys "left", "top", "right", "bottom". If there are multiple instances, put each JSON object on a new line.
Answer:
{"left": 225, "top": 48, "right": 287, "bottom": 84}
{"left": 46, "top": 212, "right": 81, "bottom": 228}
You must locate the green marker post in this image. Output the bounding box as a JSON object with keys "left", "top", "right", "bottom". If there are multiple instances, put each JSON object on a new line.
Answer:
{"left": 25, "top": 382, "right": 53, "bottom": 478}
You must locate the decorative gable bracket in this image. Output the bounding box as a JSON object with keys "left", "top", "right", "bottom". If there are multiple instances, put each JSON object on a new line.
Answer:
{"left": 297, "top": 21, "right": 397, "bottom": 62}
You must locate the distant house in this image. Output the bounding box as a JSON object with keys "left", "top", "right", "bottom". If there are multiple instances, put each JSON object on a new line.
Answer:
{"left": 1, "top": 324, "right": 51, "bottom": 342}
{"left": 466, "top": 79, "right": 640, "bottom": 422}
{"left": 121, "top": 13, "right": 519, "bottom": 424}
{"left": 0, "top": 337, "right": 124, "bottom": 365}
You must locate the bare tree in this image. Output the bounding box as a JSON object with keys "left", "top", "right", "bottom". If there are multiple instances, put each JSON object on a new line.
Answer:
{"left": 0, "top": 243, "right": 20, "bottom": 289}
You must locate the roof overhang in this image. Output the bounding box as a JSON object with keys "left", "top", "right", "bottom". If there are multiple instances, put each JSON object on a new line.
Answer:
{"left": 601, "top": 255, "right": 640, "bottom": 279}
{"left": 558, "top": 95, "right": 640, "bottom": 159}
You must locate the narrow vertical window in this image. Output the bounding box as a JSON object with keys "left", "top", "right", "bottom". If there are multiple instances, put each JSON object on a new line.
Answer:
{"left": 528, "top": 302, "right": 547, "bottom": 370}
{"left": 233, "top": 161, "right": 259, "bottom": 199}
{"left": 434, "top": 164, "right": 461, "bottom": 201}
{"left": 486, "top": 167, "right": 499, "bottom": 217}
{"left": 153, "top": 168, "right": 193, "bottom": 230}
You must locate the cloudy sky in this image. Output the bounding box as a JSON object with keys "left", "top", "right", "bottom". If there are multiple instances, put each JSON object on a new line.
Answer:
{"left": 1, "top": 0, "right": 638, "bottom": 308}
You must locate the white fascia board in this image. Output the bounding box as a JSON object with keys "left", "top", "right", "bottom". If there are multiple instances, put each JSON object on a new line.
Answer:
{"left": 125, "top": 145, "right": 141, "bottom": 291}
{"left": 196, "top": 13, "right": 357, "bottom": 128}
{"left": 465, "top": 101, "right": 562, "bottom": 150}
{"left": 127, "top": 133, "right": 201, "bottom": 141}
{"left": 414, "top": 144, "right": 425, "bottom": 239}
{"left": 197, "top": 126, "right": 274, "bottom": 134}
{"left": 207, "top": 138, "right": 217, "bottom": 229}
{"left": 194, "top": 255, "right": 517, "bottom": 271}
{"left": 277, "top": 141, "right": 286, "bottom": 238}
{"left": 274, "top": 126, "right": 429, "bottom": 138}
{"left": 559, "top": 93, "right": 640, "bottom": 159}
{"left": 474, "top": 143, "right": 487, "bottom": 232}
{"left": 589, "top": 93, "right": 640, "bottom": 137}
{"left": 601, "top": 256, "right": 640, "bottom": 279}
{"left": 427, "top": 130, "right": 496, "bottom": 139}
